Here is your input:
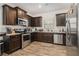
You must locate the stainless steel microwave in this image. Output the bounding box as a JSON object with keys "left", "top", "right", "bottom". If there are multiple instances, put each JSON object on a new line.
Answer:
{"left": 18, "top": 18, "right": 28, "bottom": 26}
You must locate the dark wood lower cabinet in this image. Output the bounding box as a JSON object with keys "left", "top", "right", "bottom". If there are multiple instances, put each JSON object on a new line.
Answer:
{"left": 31, "top": 32, "right": 66, "bottom": 45}
{"left": 31, "top": 32, "right": 37, "bottom": 42}
{"left": 4, "top": 35, "right": 21, "bottom": 54}
{"left": 31, "top": 32, "right": 53, "bottom": 43}
{"left": 63, "top": 34, "right": 66, "bottom": 46}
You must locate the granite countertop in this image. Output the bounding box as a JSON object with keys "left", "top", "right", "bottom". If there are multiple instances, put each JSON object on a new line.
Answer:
{"left": 32, "top": 31, "right": 76, "bottom": 34}
{"left": 6, "top": 33, "right": 21, "bottom": 36}
{"left": 5, "top": 31, "right": 77, "bottom": 36}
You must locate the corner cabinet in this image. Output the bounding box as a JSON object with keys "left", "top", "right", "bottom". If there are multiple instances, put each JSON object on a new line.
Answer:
{"left": 31, "top": 17, "right": 42, "bottom": 27}
{"left": 3, "top": 5, "right": 17, "bottom": 25}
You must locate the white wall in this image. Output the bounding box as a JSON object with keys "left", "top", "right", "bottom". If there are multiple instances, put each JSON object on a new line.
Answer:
{"left": 0, "top": 3, "right": 3, "bottom": 32}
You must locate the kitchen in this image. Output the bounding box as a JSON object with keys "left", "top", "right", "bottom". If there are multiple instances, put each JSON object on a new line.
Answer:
{"left": 0, "top": 3, "right": 78, "bottom": 56}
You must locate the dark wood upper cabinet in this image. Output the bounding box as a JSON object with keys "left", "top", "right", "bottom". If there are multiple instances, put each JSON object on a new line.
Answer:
{"left": 56, "top": 13, "right": 66, "bottom": 26}
{"left": 26, "top": 15, "right": 32, "bottom": 27}
{"left": 31, "top": 17, "right": 42, "bottom": 27}
{"left": 15, "top": 7, "right": 27, "bottom": 19}
{"left": 2, "top": 4, "right": 41, "bottom": 26}
{"left": 3, "top": 5, "right": 17, "bottom": 25}
{"left": 15, "top": 7, "right": 32, "bottom": 26}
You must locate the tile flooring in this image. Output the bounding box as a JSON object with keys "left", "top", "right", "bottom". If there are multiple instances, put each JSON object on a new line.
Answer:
{"left": 3, "top": 41, "right": 78, "bottom": 56}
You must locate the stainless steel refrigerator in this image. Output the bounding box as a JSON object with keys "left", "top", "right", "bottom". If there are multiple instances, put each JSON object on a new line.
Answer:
{"left": 66, "top": 4, "right": 79, "bottom": 55}
{"left": 66, "top": 4, "right": 77, "bottom": 47}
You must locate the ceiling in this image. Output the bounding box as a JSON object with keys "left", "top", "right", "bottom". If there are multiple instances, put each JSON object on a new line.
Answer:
{"left": 13, "top": 3, "right": 72, "bottom": 15}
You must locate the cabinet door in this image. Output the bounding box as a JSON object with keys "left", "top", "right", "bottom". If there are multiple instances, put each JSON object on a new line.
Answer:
{"left": 31, "top": 18, "right": 36, "bottom": 27}
{"left": 15, "top": 7, "right": 27, "bottom": 19}
{"left": 6, "top": 35, "right": 21, "bottom": 54}
{"left": 8, "top": 8, "right": 16, "bottom": 25}
{"left": 31, "top": 17, "right": 42, "bottom": 27}
{"left": 18, "top": 9, "right": 24, "bottom": 18}
{"left": 14, "top": 37, "right": 21, "bottom": 49}
{"left": 43, "top": 33, "right": 53, "bottom": 43}
{"left": 45, "top": 33, "right": 53, "bottom": 43}
{"left": 34, "top": 17, "right": 42, "bottom": 27}
{"left": 31, "top": 32, "right": 37, "bottom": 42}
{"left": 27, "top": 15, "right": 32, "bottom": 27}
{"left": 36, "top": 33, "right": 42, "bottom": 42}
{"left": 56, "top": 13, "right": 66, "bottom": 26}
{"left": 36, "top": 33, "right": 53, "bottom": 43}
{"left": 9, "top": 38, "right": 16, "bottom": 51}
{"left": 3, "top": 5, "right": 16, "bottom": 25}
{"left": 12, "top": 35, "right": 21, "bottom": 49}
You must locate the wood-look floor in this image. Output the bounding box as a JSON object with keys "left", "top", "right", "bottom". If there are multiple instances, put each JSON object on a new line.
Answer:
{"left": 3, "top": 41, "right": 78, "bottom": 56}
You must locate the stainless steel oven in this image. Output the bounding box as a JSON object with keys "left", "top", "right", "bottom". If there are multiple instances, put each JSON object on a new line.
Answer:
{"left": 22, "top": 33, "right": 31, "bottom": 48}
{"left": 15, "top": 28, "right": 31, "bottom": 48}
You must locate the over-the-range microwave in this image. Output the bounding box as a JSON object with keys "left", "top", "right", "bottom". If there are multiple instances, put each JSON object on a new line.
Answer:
{"left": 18, "top": 18, "right": 28, "bottom": 26}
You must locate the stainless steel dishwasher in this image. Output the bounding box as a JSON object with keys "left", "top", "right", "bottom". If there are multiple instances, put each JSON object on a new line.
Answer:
{"left": 54, "top": 34, "right": 63, "bottom": 44}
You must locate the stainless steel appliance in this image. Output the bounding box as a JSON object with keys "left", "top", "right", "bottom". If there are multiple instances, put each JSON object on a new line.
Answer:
{"left": 66, "top": 4, "right": 77, "bottom": 47}
{"left": 22, "top": 33, "right": 31, "bottom": 48}
{"left": 18, "top": 18, "right": 28, "bottom": 26}
{"left": 66, "top": 18, "right": 72, "bottom": 46}
{"left": 15, "top": 28, "right": 31, "bottom": 48}
{"left": 54, "top": 34, "right": 63, "bottom": 44}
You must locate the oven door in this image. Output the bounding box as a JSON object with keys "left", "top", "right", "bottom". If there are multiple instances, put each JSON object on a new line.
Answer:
{"left": 22, "top": 34, "right": 31, "bottom": 48}
{"left": 23, "top": 34, "right": 30, "bottom": 41}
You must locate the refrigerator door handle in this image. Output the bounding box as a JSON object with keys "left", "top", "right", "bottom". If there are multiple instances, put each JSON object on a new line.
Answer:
{"left": 67, "top": 20, "right": 71, "bottom": 41}
{"left": 66, "top": 16, "right": 71, "bottom": 46}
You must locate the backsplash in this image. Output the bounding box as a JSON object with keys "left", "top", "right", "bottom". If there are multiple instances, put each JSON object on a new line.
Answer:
{"left": 31, "top": 27, "right": 66, "bottom": 32}
{"left": 0, "top": 25, "right": 28, "bottom": 32}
